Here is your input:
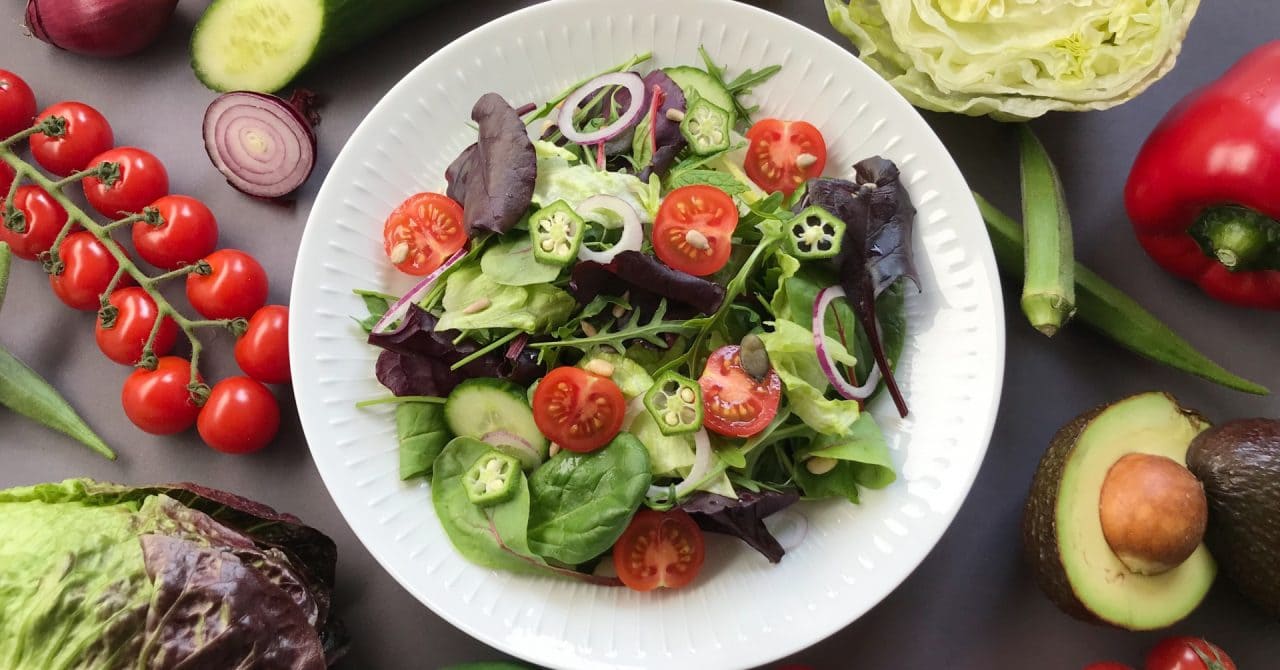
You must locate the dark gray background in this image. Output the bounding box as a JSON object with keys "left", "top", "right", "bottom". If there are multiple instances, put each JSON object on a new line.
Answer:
{"left": 1, "top": 1, "right": 1277, "bottom": 668}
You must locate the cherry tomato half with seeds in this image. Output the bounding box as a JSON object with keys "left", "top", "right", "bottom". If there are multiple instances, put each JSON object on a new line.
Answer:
{"left": 82, "top": 147, "right": 169, "bottom": 218}
{"left": 698, "top": 344, "right": 782, "bottom": 438}
{"left": 132, "top": 195, "right": 219, "bottom": 270}
{"left": 186, "top": 249, "right": 269, "bottom": 319}
{"left": 96, "top": 287, "right": 178, "bottom": 365}
{"left": 744, "top": 119, "right": 828, "bottom": 197}
{"left": 1145, "top": 637, "right": 1234, "bottom": 670}
{"left": 235, "top": 305, "right": 290, "bottom": 385}
{"left": 198, "top": 377, "right": 280, "bottom": 454}
{"left": 49, "top": 231, "right": 132, "bottom": 311}
{"left": 0, "top": 70, "right": 37, "bottom": 139}
{"left": 613, "top": 509, "right": 706, "bottom": 591}
{"left": 30, "top": 102, "right": 114, "bottom": 177}
{"left": 653, "top": 185, "right": 737, "bottom": 277}
{"left": 122, "top": 357, "right": 202, "bottom": 435}
{"left": 383, "top": 192, "right": 467, "bottom": 276}
{"left": 532, "top": 366, "right": 626, "bottom": 453}
{"left": 0, "top": 185, "right": 71, "bottom": 260}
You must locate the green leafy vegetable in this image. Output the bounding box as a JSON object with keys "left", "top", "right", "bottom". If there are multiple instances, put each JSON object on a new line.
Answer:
{"left": 697, "top": 45, "right": 782, "bottom": 127}
{"left": 667, "top": 169, "right": 748, "bottom": 196}
{"left": 533, "top": 299, "right": 703, "bottom": 355}
{"left": 800, "top": 413, "right": 896, "bottom": 489}
{"left": 576, "top": 349, "right": 654, "bottom": 398}
{"left": 480, "top": 236, "right": 562, "bottom": 287}
{"left": 437, "top": 264, "right": 575, "bottom": 333}
{"left": 757, "top": 319, "right": 862, "bottom": 437}
{"left": 397, "top": 402, "right": 452, "bottom": 480}
{"left": 629, "top": 409, "right": 696, "bottom": 477}
{"left": 527, "top": 433, "right": 652, "bottom": 565}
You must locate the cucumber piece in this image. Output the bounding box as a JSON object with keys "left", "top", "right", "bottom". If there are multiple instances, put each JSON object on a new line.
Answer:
{"left": 664, "top": 66, "right": 737, "bottom": 126}
{"left": 444, "top": 378, "right": 548, "bottom": 469}
{"left": 191, "top": 0, "right": 439, "bottom": 92}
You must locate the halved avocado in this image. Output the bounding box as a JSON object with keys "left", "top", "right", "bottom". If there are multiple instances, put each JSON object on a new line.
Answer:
{"left": 1023, "top": 392, "right": 1216, "bottom": 630}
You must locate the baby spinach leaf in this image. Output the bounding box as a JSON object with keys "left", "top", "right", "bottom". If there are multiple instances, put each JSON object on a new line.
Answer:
{"left": 527, "top": 433, "right": 652, "bottom": 565}
{"left": 667, "top": 169, "right": 748, "bottom": 196}
{"left": 480, "top": 236, "right": 562, "bottom": 287}
{"left": 397, "top": 403, "right": 452, "bottom": 481}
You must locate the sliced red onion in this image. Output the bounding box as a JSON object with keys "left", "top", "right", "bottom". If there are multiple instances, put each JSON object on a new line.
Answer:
{"left": 813, "top": 285, "right": 882, "bottom": 401}
{"left": 557, "top": 72, "right": 645, "bottom": 145}
{"left": 370, "top": 248, "right": 467, "bottom": 335}
{"left": 204, "top": 91, "right": 317, "bottom": 199}
{"left": 647, "top": 428, "right": 713, "bottom": 502}
{"left": 576, "top": 195, "right": 642, "bottom": 264}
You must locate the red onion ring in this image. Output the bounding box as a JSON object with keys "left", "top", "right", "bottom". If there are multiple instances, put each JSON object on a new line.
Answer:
{"left": 370, "top": 248, "right": 467, "bottom": 335}
{"left": 557, "top": 72, "right": 645, "bottom": 145}
{"left": 813, "top": 285, "right": 882, "bottom": 401}
{"left": 204, "top": 91, "right": 317, "bottom": 199}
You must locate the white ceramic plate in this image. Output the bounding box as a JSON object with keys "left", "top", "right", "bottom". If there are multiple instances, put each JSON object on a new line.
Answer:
{"left": 290, "top": 1, "right": 1005, "bottom": 667}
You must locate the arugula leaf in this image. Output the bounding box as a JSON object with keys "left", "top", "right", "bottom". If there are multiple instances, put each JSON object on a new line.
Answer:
{"left": 534, "top": 300, "right": 705, "bottom": 354}
{"left": 697, "top": 45, "right": 782, "bottom": 126}
{"left": 668, "top": 169, "right": 748, "bottom": 195}
{"left": 352, "top": 289, "right": 393, "bottom": 333}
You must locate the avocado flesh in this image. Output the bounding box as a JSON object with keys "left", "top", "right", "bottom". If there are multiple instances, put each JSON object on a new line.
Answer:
{"left": 1025, "top": 392, "right": 1216, "bottom": 630}
{"left": 1187, "top": 419, "right": 1280, "bottom": 619}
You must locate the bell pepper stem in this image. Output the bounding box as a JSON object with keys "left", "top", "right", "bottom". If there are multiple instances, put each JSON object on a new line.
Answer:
{"left": 1192, "top": 205, "right": 1278, "bottom": 271}
{"left": 1018, "top": 125, "right": 1077, "bottom": 337}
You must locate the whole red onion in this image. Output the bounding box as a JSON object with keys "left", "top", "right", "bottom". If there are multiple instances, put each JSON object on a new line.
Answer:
{"left": 26, "top": 0, "right": 179, "bottom": 58}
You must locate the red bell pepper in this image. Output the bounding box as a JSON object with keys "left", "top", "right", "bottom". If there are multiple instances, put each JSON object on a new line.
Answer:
{"left": 1125, "top": 41, "right": 1280, "bottom": 309}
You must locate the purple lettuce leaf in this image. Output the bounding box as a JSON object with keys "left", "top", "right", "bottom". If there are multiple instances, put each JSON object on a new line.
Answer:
{"left": 681, "top": 490, "right": 800, "bottom": 564}
{"left": 445, "top": 93, "right": 538, "bottom": 236}
{"left": 569, "top": 251, "right": 725, "bottom": 318}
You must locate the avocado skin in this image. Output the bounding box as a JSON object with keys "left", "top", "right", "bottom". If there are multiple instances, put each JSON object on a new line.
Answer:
{"left": 1022, "top": 404, "right": 1109, "bottom": 625}
{"left": 1187, "top": 419, "right": 1280, "bottom": 619}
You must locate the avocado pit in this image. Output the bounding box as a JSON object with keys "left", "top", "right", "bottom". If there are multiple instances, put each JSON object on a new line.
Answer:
{"left": 1099, "top": 453, "right": 1207, "bottom": 576}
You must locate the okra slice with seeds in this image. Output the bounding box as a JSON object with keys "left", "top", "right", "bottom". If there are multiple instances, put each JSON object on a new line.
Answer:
{"left": 787, "top": 206, "right": 845, "bottom": 259}
{"left": 644, "top": 372, "right": 703, "bottom": 436}
{"left": 530, "top": 200, "right": 586, "bottom": 266}
{"left": 463, "top": 450, "right": 522, "bottom": 507}
{"left": 680, "top": 97, "right": 733, "bottom": 156}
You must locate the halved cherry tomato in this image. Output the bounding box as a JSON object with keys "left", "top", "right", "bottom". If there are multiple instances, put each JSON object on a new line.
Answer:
{"left": 1145, "top": 637, "right": 1235, "bottom": 670}
{"left": 383, "top": 192, "right": 467, "bottom": 276}
{"left": 613, "top": 509, "right": 706, "bottom": 591}
{"left": 653, "top": 185, "right": 737, "bottom": 277}
{"left": 698, "top": 344, "right": 782, "bottom": 438}
{"left": 186, "top": 249, "right": 269, "bottom": 319}
{"left": 0, "top": 185, "right": 71, "bottom": 260}
{"left": 122, "top": 356, "right": 202, "bottom": 435}
{"left": 235, "top": 305, "right": 290, "bottom": 384}
{"left": 198, "top": 377, "right": 280, "bottom": 454}
{"left": 30, "top": 102, "right": 114, "bottom": 177}
{"left": 0, "top": 70, "right": 37, "bottom": 139}
{"left": 96, "top": 287, "right": 178, "bottom": 365}
{"left": 82, "top": 147, "right": 169, "bottom": 218}
{"left": 744, "top": 119, "right": 828, "bottom": 197}
{"left": 49, "top": 231, "right": 131, "bottom": 311}
{"left": 132, "top": 195, "right": 219, "bottom": 270}
{"left": 532, "top": 366, "right": 626, "bottom": 453}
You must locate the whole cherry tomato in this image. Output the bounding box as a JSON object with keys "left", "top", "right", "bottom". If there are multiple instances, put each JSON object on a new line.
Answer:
{"left": 121, "top": 357, "right": 202, "bottom": 435}
{"left": 235, "top": 305, "right": 290, "bottom": 384}
{"left": 0, "top": 70, "right": 37, "bottom": 138}
{"left": 185, "top": 249, "right": 269, "bottom": 319}
{"left": 49, "top": 231, "right": 130, "bottom": 311}
{"left": 81, "top": 147, "right": 169, "bottom": 218}
{"left": 1145, "top": 637, "right": 1235, "bottom": 670}
{"left": 132, "top": 195, "right": 219, "bottom": 270}
{"left": 96, "top": 287, "right": 178, "bottom": 365}
{"left": 197, "top": 377, "right": 280, "bottom": 454}
{"left": 29, "top": 102, "right": 114, "bottom": 177}
{"left": 0, "top": 185, "right": 70, "bottom": 260}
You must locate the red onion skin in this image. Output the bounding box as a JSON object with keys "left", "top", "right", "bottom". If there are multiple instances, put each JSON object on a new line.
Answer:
{"left": 26, "top": 0, "right": 179, "bottom": 58}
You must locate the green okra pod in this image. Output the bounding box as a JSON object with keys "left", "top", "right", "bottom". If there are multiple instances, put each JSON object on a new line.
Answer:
{"left": 1018, "top": 125, "right": 1077, "bottom": 336}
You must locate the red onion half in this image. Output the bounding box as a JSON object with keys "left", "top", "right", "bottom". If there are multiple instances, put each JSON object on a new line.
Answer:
{"left": 204, "top": 91, "right": 317, "bottom": 199}
{"left": 26, "top": 0, "right": 178, "bottom": 58}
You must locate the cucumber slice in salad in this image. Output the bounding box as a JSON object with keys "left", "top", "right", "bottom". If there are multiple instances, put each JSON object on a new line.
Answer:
{"left": 191, "top": 0, "right": 436, "bottom": 92}
{"left": 664, "top": 66, "right": 737, "bottom": 126}
{"left": 444, "top": 378, "right": 549, "bottom": 470}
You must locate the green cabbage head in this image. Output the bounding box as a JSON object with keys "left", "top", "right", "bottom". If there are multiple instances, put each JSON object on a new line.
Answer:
{"left": 826, "top": 0, "right": 1201, "bottom": 120}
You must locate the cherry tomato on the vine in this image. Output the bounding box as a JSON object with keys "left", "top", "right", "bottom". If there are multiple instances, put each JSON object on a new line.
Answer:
{"left": 49, "top": 231, "right": 131, "bottom": 311}
{"left": 122, "top": 357, "right": 202, "bottom": 435}
{"left": 29, "top": 102, "right": 114, "bottom": 177}
{"left": 82, "top": 147, "right": 169, "bottom": 218}
{"left": 0, "top": 185, "right": 71, "bottom": 260}
{"left": 234, "top": 305, "right": 290, "bottom": 384}
{"left": 1145, "top": 637, "right": 1235, "bottom": 670}
{"left": 383, "top": 192, "right": 467, "bottom": 276}
{"left": 612, "top": 509, "right": 706, "bottom": 591}
{"left": 185, "top": 249, "right": 269, "bottom": 319}
{"left": 653, "top": 185, "right": 737, "bottom": 277}
{"left": 132, "top": 195, "right": 219, "bottom": 270}
{"left": 532, "top": 366, "right": 626, "bottom": 453}
{"left": 0, "top": 162, "right": 13, "bottom": 196}
{"left": 744, "top": 118, "right": 828, "bottom": 197}
{"left": 96, "top": 287, "right": 178, "bottom": 365}
{"left": 0, "top": 70, "right": 37, "bottom": 139}
{"left": 197, "top": 377, "right": 280, "bottom": 454}
{"left": 698, "top": 345, "right": 782, "bottom": 438}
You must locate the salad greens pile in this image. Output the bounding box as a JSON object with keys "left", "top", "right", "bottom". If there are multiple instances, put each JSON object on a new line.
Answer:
{"left": 357, "top": 49, "right": 918, "bottom": 588}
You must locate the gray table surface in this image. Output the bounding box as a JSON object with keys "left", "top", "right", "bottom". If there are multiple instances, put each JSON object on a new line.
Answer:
{"left": 2, "top": 1, "right": 1278, "bottom": 669}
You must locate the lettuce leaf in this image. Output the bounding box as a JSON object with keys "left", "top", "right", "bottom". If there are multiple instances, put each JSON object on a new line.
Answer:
{"left": 757, "top": 318, "right": 862, "bottom": 436}
{"left": 437, "top": 264, "right": 576, "bottom": 333}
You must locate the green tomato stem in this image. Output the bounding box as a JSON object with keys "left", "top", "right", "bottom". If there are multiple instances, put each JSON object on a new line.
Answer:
{"left": 52, "top": 165, "right": 109, "bottom": 191}
{"left": 0, "top": 242, "right": 10, "bottom": 314}
{"left": 1018, "top": 125, "right": 1077, "bottom": 337}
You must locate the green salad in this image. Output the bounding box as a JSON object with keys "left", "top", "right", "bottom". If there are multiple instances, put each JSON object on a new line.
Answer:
{"left": 357, "top": 48, "right": 919, "bottom": 590}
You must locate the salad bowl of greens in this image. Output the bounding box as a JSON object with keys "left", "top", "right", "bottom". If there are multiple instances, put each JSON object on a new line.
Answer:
{"left": 290, "top": 0, "right": 1004, "bottom": 667}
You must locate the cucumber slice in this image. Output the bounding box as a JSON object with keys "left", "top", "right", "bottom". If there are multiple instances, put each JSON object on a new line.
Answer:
{"left": 445, "top": 378, "right": 549, "bottom": 470}
{"left": 191, "top": 0, "right": 437, "bottom": 92}
{"left": 664, "top": 66, "right": 737, "bottom": 126}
